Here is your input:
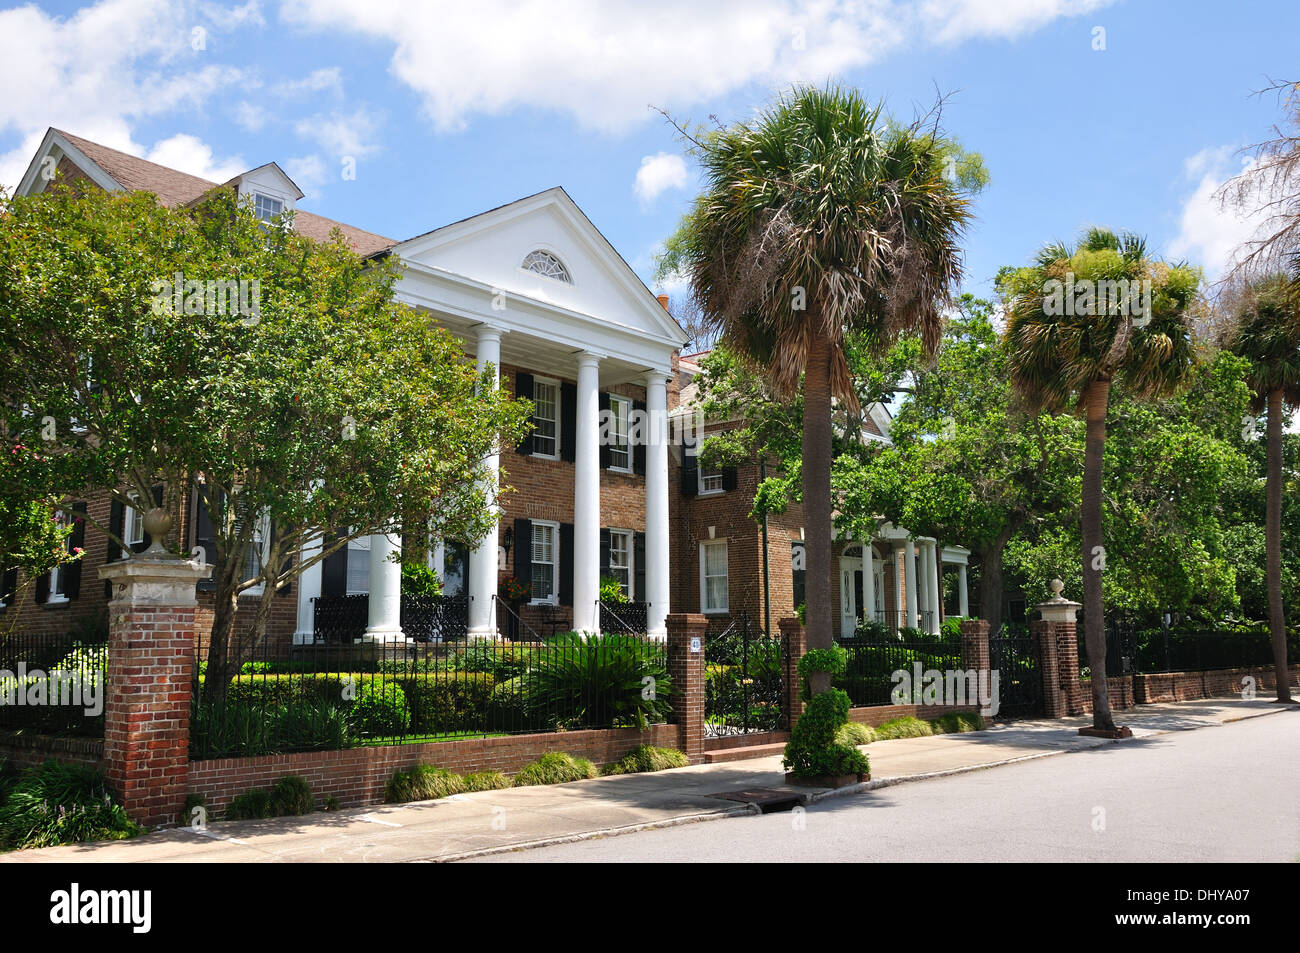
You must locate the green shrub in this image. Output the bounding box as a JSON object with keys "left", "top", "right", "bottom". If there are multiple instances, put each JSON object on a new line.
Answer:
{"left": 270, "top": 775, "right": 315, "bottom": 816}
{"left": 931, "top": 711, "right": 985, "bottom": 734}
{"left": 180, "top": 793, "right": 207, "bottom": 827}
{"left": 348, "top": 680, "right": 410, "bottom": 737}
{"left": 401, "top": 561, "right": 443, "bottom": 597}
{"left": 515, "top": 634, "right": 672, "bottom": 730}
{"left": 513, "top": 752, "right": 598, "bottom": 786}
{"left": 226, "top": 789, "right": 274, "bottom": 820}
{"left": 875, "top": 716, "right": 935, "bottom": 740}
{"left": 834, "top": 722, "right": 877, "bottom": 747}
{"left": 599, "top": 575, "right": 629, "bottom": 604}
{"left": 601, "top": 745, "right": 689, "bottom": 775}
{"left": 940, "top": 616, "right": 964, "bottom": 641}
{"left": 461, "top": 771, "right": 512, "bottom": 792}
{"left": 783, "top": 690, "right": 870, "bottom": 781}
{"left": 852, "top": 617, "right": 890, "bottom": 642}
{"left": 0, "top": 760, "right": 140, "bottom": 851}
{"left": 56, "top": 641, "right": 107, "bottom": 675}
{"left": 385, "top": 765, "right": 466, "bottom": 803}
{"left": 400, "top": 672, "right": 495, "bottom": 734}
{"left": 452, "top": 643, "right": 531, "bottom": 680}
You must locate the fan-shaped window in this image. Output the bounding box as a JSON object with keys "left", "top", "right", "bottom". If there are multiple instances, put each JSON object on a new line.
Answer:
{"left": 522, "top": 250, "right": 571, "bottom": 283}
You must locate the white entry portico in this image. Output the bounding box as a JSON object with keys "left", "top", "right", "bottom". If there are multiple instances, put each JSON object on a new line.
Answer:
{"left": 298, "top": 188, "right": 687, "bottom": 641}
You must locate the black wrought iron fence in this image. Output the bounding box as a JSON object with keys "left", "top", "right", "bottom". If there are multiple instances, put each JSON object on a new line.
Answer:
{"left": 0, "top": 627, "right": 107, "bottom": 737}
{"left": 312, "top": 593, "right": 469, "bottom": 644}
{"left": 703, "top": 613, "right": 786, "bottom": 736}
{"left": 189, "top": 627, "right": 672, "bottom": 760}
{"left": 1077, "top": 614, "right": 1297, "bottom": 677}
{"left": 833, "top": 634, "right": 962, "bottom": 707}
{"left": 597, "top": 600, "right": 649, "bottom": 635}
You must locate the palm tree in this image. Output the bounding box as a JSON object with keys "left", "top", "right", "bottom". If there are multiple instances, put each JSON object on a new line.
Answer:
{"left": 668, "top": 86, "right": 972, "bottom": 692}
{"left": 1003, "top": 228, "right": 1198, "bottom": 731}
{"left": 1223, "top": 271, "right": 1300, "bottom": 703}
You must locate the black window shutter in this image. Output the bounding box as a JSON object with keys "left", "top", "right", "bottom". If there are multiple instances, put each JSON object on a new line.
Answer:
{"left": 632, "top": 399, "right": 647, "bottom": 475}
{"left": 681, "top": 447, "right": 698, "bottom": 496}
{"left": 193, "top": 484, "right": 219, "bottom": 592}
{"left": 558, "top": 522, "right": 574, "bottom": 605}
{"left": 513, "top": 519, "right": 533, "bottom": 589}
{"left": 320, "top": 532, "right": 348, "bottom": 598}
{"left": 134, "top": 484, "right": 164, "bottom": 553}
{"left": 560, "top": 381, "right": 577, "bottom": 462}
{"left": 599, "top": 528, "right": 611, "bottom": 579}
{"left": 722, "top": 467, "right": 738, "bottom": 492}
{"left": 1, "top": 568, "right": 16, "bottom": 606}
{"left": 634, "top": 531, "right": 646, "bottom": 603}
{"left": 515, "top": 372, "right": 534, "bottom": 455}
{"left": 34, "top": 571, "right": 49, "bottom": 604}
{"left": 64, "top": 501, "right": 87, "bottom": 600}
{"left": 106, "top": 498, "right": 124, "bottom": 565}
{"left": 598, "top": 393, "right": 611, "bottom": 468}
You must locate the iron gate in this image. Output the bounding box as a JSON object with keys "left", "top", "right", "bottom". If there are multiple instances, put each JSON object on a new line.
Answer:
{"left": 989, "top": 628, "right": 1043, "bottom": 719}
{"left": 704, "top": 613, "right": 787, "bottom": 736}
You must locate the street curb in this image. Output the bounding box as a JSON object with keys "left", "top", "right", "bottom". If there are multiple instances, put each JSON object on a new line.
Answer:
{"left": 422, "top": 804, "right": 759, "bottom": 863}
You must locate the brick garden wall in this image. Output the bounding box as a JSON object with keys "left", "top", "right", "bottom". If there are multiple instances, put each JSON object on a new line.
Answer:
{"left": 187, "top": 723, "right": 684, "bottom": 814}
{"left": 0, "top": 730, "right": 104, "bottom": 772}
{"left": 1079, "top": 664, "right": 1300, "bottom": 711}
{"left": 846, "top": 703, "right": 982, "bottom": 727}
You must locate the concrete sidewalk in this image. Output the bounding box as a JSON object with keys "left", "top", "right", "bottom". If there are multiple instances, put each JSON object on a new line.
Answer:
{"left": 3, "top": 697, "right": 1294, "bottom": 864}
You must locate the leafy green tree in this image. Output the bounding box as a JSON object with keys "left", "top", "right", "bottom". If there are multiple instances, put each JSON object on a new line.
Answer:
{"left": 0, "top": 184, "right": 529, "bottom": 700}
{"left": 1222, "top": 274, "right": 1300, "bottom": 702}
{"left": 1003, "top": 228, "right": 1199, "bottom": 731}
{"left": 661, "top": 86, "right": 976, "bottom": 692}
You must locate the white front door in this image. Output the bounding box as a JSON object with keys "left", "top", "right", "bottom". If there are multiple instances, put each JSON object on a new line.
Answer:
{"left": 840, "top": 556, "right": 862, "bottom": 639}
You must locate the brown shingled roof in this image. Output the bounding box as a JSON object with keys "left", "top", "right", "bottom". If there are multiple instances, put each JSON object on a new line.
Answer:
{"left": 53, "top": 129, "right": 397, "bottom": 257}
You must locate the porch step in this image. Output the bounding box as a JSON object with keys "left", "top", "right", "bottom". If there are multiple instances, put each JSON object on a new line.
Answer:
{"left": 704, "top": 742, "right": 787, "bottom": 764}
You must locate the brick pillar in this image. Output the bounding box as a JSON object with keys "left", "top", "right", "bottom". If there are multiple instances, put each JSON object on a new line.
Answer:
{"left": 99, "top": 553, "right": 210, "bottom": 828}
{"left": 1035, "top": 581, "right": 1083, "bottom": 720}
{"left": 959, "top": 618, "right": 991, "bottom": 717}
{"left": 778, "top": 617, "right": 806, "bottom": 728}
{"left": 666, "top": 613, "right": 707, "bottom": 764}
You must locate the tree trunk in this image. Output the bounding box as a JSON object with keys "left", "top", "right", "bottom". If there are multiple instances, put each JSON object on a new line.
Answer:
{"left": 802, "top": 329, "right": 835, "bottom": 695}
{"left": 978, "top": 524, "right": 1017, "bottom": 638}
{"left": 200, "top": 559, "right": 241, "bottom": 708}
{"left": 1081, "top": 378, "right": 1117, "bottom": 731}
{"left": 1265, "top": 388, "right": 1292, "bottom": 703}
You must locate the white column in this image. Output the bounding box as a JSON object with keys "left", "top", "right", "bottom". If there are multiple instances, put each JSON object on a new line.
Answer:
{"left": 293, "top": 531, "right": 323, "bottom": 645}
{"left": 572, "top": 352, "right": 602, "bottom": 635}
{"left": 916, "top": 542, "right": 930, "bottom": 620}
{"left": 904, "top": 538, "right": 918, "bottom": 629}
{"left": 645, "top": 372, "right": 670, "bottom": 641}
{"left": 958, "top": 563, "right": 969, "bottom": 617}
{"left": 861, "top": 540, "right": 875, "bottom": 626}
{"left": 926, "top": 542, "right": 942, "bottom": 634}
{"left": 468, "top": 325, "right": 503, "bottom": 639}
{"left": 363, "top": 531, "right": 404, "bottom": 642}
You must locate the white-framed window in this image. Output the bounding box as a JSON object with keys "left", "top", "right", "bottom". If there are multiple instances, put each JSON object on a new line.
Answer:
{"left": 243, "top": 511, "right": 271, "bottom": 595}
{"left": 609, "top": 529, "right": 633, "bottom": 598}
{"left": 124, "top": 497, "right": 145, "bottom": 547}
{"left": 347, "top": 533, "right": 370, "bottom": 595}
{"left": 530, "top": 521, "right": 558, "bottom": 604}
{"left": 699, "top": 468, "right": 724, "bottom": 495}
{"left": 531, "top": 377, "right": 560, "bottom": 459}
{"left": 253, "top": 193, "right": 283, "bottom": 223}
{"left": 46, "top": 510, "right": 72, "bottom": 603}
{"left": 608, "top": 395, "right": 631, "bottom": 471}
{"left": 521, "top": 249, "right": 571, "bottom": 283}
{"left": 700, "top": 539, "right": 728, "bottom": 613}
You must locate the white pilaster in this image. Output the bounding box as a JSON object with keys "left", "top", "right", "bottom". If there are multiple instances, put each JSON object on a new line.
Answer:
{"left": 645, "top": 372, "right": 670, "bottom": 640}
{"left": 926, "top": 541, "right": 942, "bottom": 634}
{"left": 572, "top": 351, "right": 602, "bottom": 635}
{"left": 293, "top": 531, "right": 323, "bottom": 645}
{"left": 958, "top": 562, "right": 969, "bottom": 617}
{"left": 468, "top": 325, "right": 503, "bottom": 639}
{"left": 862, "top": 540, "right": 875, "bottom": 626}
{"left": 904, "top": 538, "right": 918, "bottom": 630}
{"left": 363, "top": 531, "right": 404, "bottom": 642}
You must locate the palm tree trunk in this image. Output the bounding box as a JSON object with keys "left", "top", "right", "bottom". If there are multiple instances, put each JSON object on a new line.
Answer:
{"left": 802, "top": 328, "right": 835, "bottom": 695}
{"left": 1265, "top": 388, "right": 1292, "bottom": 703}
{"left": 1081, "top": 378, "right": 1117, "bottom": 731}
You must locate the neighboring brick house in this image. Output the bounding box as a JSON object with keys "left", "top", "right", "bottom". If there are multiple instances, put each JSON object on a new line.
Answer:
{"left": 3, "top": 128, "right": 687, "bottom": 645}
{"left": 668, "top": 353, "right": 972, "bottom": 639}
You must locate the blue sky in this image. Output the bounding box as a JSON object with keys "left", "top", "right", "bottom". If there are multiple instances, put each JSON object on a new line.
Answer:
{"left": 0, "top": 0, "right": 1295, "bottom": 300}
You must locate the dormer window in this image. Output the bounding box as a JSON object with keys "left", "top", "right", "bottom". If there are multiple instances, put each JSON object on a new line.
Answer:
{"left": 253, "top": 193, "right": 283, "bottom": 223}
{"left": 522, "top": 250, "right": 571, "bottom": 283}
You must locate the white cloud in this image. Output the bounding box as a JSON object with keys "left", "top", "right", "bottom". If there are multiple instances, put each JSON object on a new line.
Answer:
{"left": 275, "top": 67, "right": 343, "bottom": 98}
{"left": 634, "top": 152, "right": 688, "bottom": 206}
{"left": 233, "top": 101, "right": 267, "bottom": 132}
{"left": 145, "top": 133, "right": 246, "bottom": 182}
{"left": 294, "top": 109, "right": 383, "bottom": 158}
{"left": 0, "top": 0, "right": 252, "bottom": 191}
{"left": 283, "top": 154, "right": 330, "bottom": 198}
{"left": 1168, "top": 146, "right": 1276, "bottom": 284}
{"left": 281, "top": 0, "right": 1108, "bottom": 134}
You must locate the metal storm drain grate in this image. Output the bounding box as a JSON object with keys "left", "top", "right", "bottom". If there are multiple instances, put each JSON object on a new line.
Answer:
{"left": 706, "top": 788, "right": 805, "bottom": 814}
